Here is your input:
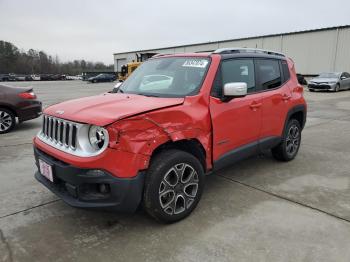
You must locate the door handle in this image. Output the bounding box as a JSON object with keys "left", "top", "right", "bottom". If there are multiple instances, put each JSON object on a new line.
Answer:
{"left": 249, "top": 101, "right": 262, "bottom": 110}
{"left": 282, "top": 94, "right": 292, "bottom": 101}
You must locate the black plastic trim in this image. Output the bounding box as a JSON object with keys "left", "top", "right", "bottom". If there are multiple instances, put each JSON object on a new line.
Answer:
{"left": 212, "top": 141, "right": 258, "bottom": 172}
{"left": 34, "top": 146, "right": 144, "bottom": 212}
{"left": 212, "top": 136, "right": 281, "bottom": 172}
{"left": 284, "top": 104, "right": 307, "bottom": 130}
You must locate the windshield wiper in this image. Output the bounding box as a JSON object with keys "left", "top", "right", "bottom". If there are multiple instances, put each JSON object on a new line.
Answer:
{"left": 136, "top": 93, "right": 160, "bottom": 97}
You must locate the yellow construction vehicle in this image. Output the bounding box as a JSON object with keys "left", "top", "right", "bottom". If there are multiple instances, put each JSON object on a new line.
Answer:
{"left": 117, "top": 53, "right": 158, "bottom": 81}
{"left": 118, "top": 61, "right": 141, "bottom": 81}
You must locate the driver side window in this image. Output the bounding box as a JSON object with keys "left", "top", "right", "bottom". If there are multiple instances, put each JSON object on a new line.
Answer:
{"left": 211, "top": 59, "right": 256, "bottom": 97}
{"left": 342, "top": 72, "right": 350, "bottom": 79}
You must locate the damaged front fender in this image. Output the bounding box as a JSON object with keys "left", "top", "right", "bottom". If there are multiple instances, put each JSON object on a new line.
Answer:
{"left": 107, "top": 96, "right": 212, "bottom": 170}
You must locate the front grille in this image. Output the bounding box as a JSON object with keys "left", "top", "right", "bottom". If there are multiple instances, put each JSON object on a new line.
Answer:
{"left": 309, "top": 84, "right": 330, "bottom": 89}
{"left": 42, "top": 115, "right": 78, "bottom": 150}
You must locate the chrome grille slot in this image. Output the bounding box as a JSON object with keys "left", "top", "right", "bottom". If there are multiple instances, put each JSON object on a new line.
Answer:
{"left": 57, "top": 121, "right": 62, "bottom": 144}
{"left": 53, "top": 119, "right": 57, "bottom": 141}
{"left": 65, "top": 123, "right": 70, "bottom": 147}
{"left": 40, "top": 115, "right": 78, "bottom": 151}
{"left": 48, "top": 117, "right": 53, "bottom": 139}
{"left": 71, "top": 125, "right": 77, "bottom": 149}
{"left": 38, "top": 114, "right": 107, "bottom": 157}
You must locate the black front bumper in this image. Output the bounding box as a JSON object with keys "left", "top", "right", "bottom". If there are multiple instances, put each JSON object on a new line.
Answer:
{"left": 34, "top": 147, "right": 145, "bottom": 212}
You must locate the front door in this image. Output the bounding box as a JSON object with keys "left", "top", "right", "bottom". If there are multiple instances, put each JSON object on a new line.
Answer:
{"left": 340, "top": 72, "right": 350, "bottom": 90}
{"left": 209, "top": 58, "right": 262, "bottom": 163}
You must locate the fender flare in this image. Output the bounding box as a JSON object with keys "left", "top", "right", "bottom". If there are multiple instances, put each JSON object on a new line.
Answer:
{"left": 283, "top": 104, "right": 307, "bottom": 132}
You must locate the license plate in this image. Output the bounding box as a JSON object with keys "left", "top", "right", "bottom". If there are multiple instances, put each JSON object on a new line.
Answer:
{"left": 39, "top": 159, "right": 54, "bottom": 182}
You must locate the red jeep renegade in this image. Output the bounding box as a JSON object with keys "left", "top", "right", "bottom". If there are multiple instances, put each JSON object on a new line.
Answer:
{"left": 34, "top": 48, "right": 307, "bottom": 223}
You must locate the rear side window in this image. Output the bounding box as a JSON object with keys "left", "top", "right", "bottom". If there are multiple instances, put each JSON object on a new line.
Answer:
{"left": 281, "top": 60, "right": 290, "bottom": 83}
{"left": 256, "top": 59, "right": 282, "bottom": 90}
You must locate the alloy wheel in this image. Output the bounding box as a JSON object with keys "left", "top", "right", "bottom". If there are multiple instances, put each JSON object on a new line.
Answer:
{"left": 286, "top": 124, "right": 300, "bottom": 157}
{"left": 159, "top": 163, "right": 199, "bottom": 215}
{"left": 0, "top": 110, "right": 13, "bottom": 132}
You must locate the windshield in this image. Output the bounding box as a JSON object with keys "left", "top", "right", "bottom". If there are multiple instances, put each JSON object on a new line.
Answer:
{"left": 317, "top": 72, "right": 340, "bottom": 78}
{"left": 118, "top": 57, "right": 210, "bottom": 97}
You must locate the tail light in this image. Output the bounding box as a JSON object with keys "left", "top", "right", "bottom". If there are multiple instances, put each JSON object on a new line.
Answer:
{"left": 18, "top": 91, "right": 36, "bottom": 99}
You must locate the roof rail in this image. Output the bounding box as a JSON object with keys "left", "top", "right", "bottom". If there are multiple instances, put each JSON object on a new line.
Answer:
{"left": 152, "top": 53, "right": 172, "bottom": 58}
{"left": 213, "top": 48, "right": 285, "bottom": 57}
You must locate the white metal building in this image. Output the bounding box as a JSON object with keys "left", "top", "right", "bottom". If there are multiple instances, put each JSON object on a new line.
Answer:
{"left": 113, "top": 25, "right": 350, "bottom": 75}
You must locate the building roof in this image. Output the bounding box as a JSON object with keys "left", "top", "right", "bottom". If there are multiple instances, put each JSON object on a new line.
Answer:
{"left": 113, "top": 25, "right": 350, "bottom": 55}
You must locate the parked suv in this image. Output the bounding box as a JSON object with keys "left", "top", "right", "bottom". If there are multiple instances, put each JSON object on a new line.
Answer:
{"left": 33, "top": 48, "right": 307, "bottom": 223}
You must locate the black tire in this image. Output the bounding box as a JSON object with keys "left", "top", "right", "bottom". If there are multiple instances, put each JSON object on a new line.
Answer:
{"left": 271, "top": 119, "right": 301, "bottom": 161}
{"left": 334, "top": 84, "right": 340, "bottom": 92}
{"left": 309, "top": 89, "right": 315, "bottom": 92}
{"left": 0, "top": 108, "right": 16, "bottom": 134}
{"left": 143, "top": 149, "right": 205, "bottom": 223}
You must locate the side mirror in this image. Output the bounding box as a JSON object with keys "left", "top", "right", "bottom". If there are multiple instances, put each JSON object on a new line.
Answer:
{"left": 223, "top": 82, "right": 247, "bottom": 98}
{"left": 112, "top": 81, "right": 123, "bottom": 92}
{"left": 109, "top": 81, "right": 123, "bottom": 93}
{"left": 341, "top": 76, "right": 346, "bottom": 80}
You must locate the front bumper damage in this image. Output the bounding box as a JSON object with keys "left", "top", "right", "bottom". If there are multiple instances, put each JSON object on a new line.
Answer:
{"left": 34, "top": 146, "right": 144, "bottom": 212}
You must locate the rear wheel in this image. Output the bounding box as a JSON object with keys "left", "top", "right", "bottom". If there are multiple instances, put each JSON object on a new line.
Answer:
{"left": 143, "top": 149, "right": 205, "bottom": 223}
{"left": 0, "top": 108, "right": 16, "bottom": 134}
{"left": 272, "top": 119, "right": 301, "bottom": 161}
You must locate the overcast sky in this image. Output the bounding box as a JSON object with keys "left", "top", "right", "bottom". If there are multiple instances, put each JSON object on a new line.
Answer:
{"left": 0, "top": 0, "right": 349, "bottom": 64}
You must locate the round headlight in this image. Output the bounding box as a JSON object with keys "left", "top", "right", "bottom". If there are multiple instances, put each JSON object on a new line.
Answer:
{"left": 88, "top": 125, "right": 108, "bottom": 151}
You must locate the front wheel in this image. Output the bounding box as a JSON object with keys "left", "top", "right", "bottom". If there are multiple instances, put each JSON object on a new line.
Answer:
{"left": 334, "top": 84, "right": 340, "bottom": 92}
{"left": 272, "top": 119, "right": 301, "bottom": 161}
{"left": 143, "top": 149, "right": 205, "bottom": 223}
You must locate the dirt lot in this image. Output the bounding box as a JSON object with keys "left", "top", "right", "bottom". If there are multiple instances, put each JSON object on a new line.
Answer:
{"left": 1, "top": 81, "right": 350, "bottom": 262}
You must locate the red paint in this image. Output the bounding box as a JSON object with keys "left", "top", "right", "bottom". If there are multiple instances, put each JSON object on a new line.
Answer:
{"left": 45, "top": 93, "right": 184, "bottom": 126}
{"left": 34, "top": 54, "right": 306, "bottom": 178}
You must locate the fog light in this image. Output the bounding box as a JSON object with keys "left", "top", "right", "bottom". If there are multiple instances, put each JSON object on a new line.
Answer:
{"left": 99, "top": 184, "right": 110, "bottom": 194}
{"left": 86, "top": 170, "right": 105, "bottom": 177}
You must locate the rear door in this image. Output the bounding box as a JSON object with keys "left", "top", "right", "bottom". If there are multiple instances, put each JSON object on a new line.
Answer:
{"left": 210, "top": 58, "right": 262, "bottom": 162}
{"left": 258, "top": 59, "right": 292, "bottom": 141}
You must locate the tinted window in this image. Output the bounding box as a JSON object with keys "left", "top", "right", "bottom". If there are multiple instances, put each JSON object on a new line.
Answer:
{"left": 281, "top": 60, "right": 290, "bottom": 83}
{"left": 256, "top": 59, "right": 282, "bottom": 90}
{"left": 341, "top": 72, "right": 350, "bottom": 78}
{"left": 221, "top": 59, "right": 256, "bottom": 94}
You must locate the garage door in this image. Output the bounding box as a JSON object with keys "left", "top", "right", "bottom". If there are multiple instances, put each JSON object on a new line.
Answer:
{"left": 116, "top": 59, "right": 127, "bottom": 72}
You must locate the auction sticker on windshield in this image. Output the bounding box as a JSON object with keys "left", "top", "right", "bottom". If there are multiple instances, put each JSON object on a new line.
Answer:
{"left": 182, "top": 59, "right": 209, "bottom": 68}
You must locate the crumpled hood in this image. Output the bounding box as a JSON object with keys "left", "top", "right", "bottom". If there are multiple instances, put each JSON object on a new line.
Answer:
{"left": 44, "top": 93, "right": 184, "bottom": 126}
{"left": 310, "top": 77, "right": 338, "bottom": 83}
